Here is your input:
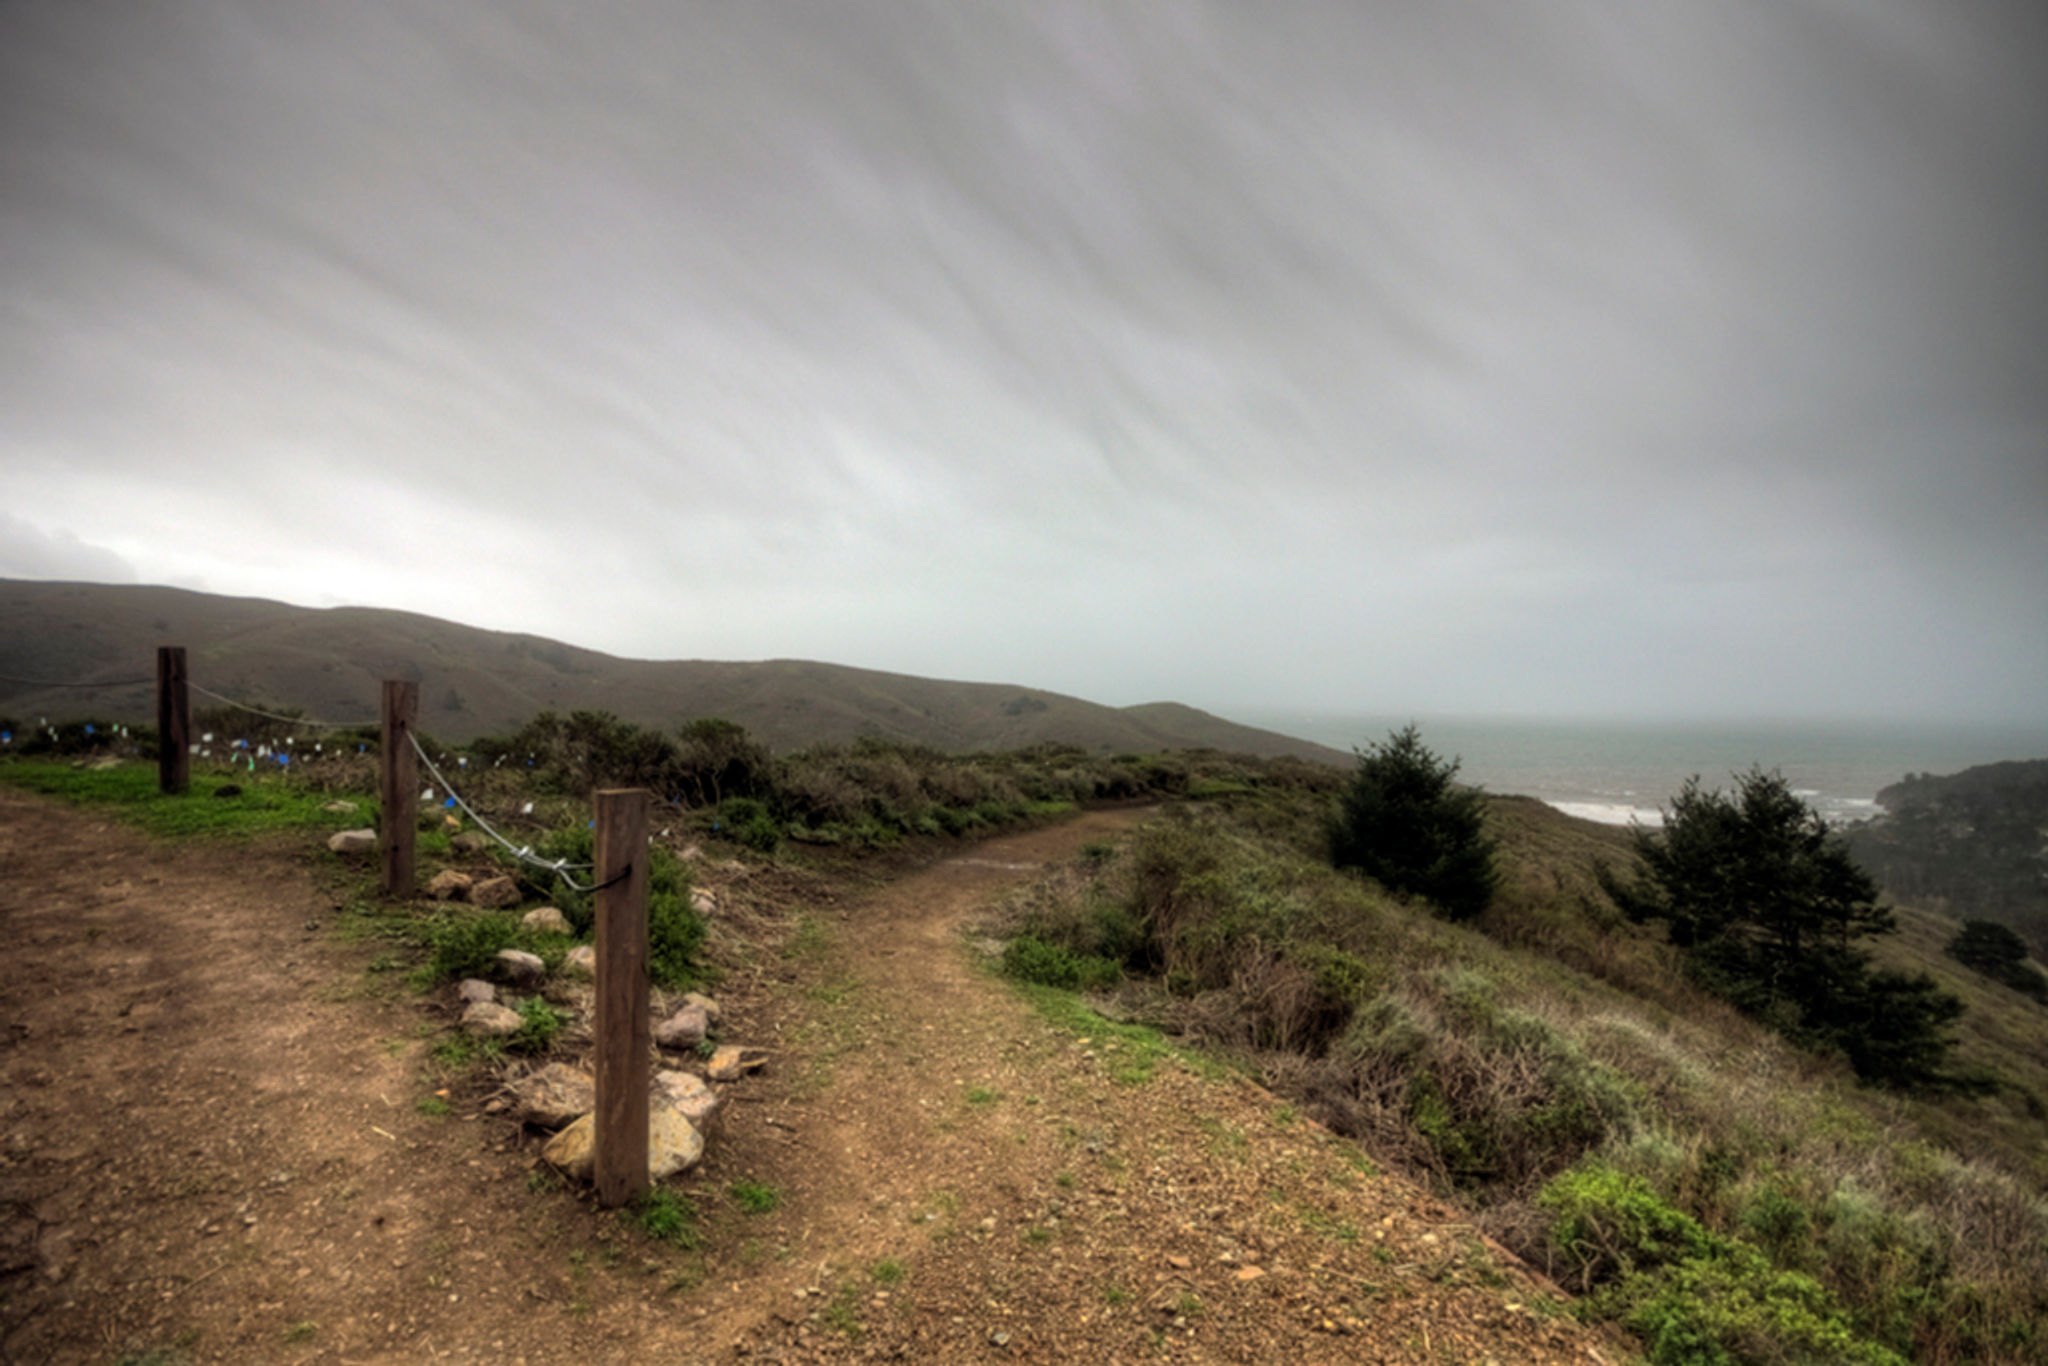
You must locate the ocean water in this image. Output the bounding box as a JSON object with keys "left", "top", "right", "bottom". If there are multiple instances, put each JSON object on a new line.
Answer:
{"left": 1239, "top": 712, "right": 2048, "bottom": 827}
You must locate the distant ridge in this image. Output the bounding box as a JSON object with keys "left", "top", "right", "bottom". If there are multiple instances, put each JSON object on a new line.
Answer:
{"left": 0, "top": 579, "right": 1349, "bottom": 763}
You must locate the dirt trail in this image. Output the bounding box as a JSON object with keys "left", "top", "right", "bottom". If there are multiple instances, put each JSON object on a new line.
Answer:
{"left": 1, "top": 792, "right": 1618, "bottom": 1364}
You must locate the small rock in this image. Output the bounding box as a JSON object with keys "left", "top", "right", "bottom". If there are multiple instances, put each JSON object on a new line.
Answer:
{"left": 494, "top": 949, "right": 545, "bottom": 986}
{"left": 469, "top": 876, "right": 520, "bottom": 909}
{"left": 511, "top": 1063, "right": 596, "bottom": 1127}
{"left": 990, "top": 1330, "right": 1011, "bottom": 1348}
{"left": 541, "top": 1100, "right": 704, "bottom": 1180}
{"left": 705, "top": 1045, "right": 769, "bottom": 1082}
{"left": 451, "top": 831, "right": 490, "bottom": 854}
{"left": 682, "top": 991, "right": 722, "bottom": 1024}
{"left": 562, "top": 945, "right": 597, "bottom": 979}
{"left": 654, "top": 1004, "right": 710, "bottom": 1050}
{"left": 443, "top": 814, "right": 463, "bottom": 833}
{"left": 521, "top": 906, "right": 572, "bottom": 935}
{"left": 427, "top": 869, "right": 473, "bottom": 901}
{"left": 1165, "top": 1255, "right": 1192, "bottom": 1270}
{"left": 461, "top": 1001, "right": 522, "bottom": 1038}
{"left": 679, "top": 844, "right": 703, "bottom": 862}
{"left": 327, "top": 828, "right": 377, "bottom": 854}
{"left": 456, "top": 978, "right": 496, "bottom": 1005}
{"left": 321, "top": 800, "right": 358, "bottom": 813}
{"left": 690, "top": 888, "right": 717, "bottom": 914}
{"left": 1235, "top": 1266, "right": 1266, "bottom": 1282}
{"left": 652, "top": 1070, "right": 720, "bottom": 1128}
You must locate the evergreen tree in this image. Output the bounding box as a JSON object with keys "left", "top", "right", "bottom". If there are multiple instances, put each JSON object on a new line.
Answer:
{"left": 1329, "top": 725, "right": 1498, "bottom": 920}
{"left": 1600, "top": 767, "right": 1962, "bottom": 1089}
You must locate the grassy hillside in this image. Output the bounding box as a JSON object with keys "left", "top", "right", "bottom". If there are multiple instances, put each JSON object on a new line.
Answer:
{"left": 0, "top": 579, "right": 1347, "bottom": 761}
{"left": 992, "top": 784, "right": 2048, "bottom": 1364}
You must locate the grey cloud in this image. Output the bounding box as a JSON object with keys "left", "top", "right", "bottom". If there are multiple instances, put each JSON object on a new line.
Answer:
{"left": 0, "top": 0, "right": 2041, "bottom": 723}
{"left": 0, "top": 514, "right": 139, "bottom": 585}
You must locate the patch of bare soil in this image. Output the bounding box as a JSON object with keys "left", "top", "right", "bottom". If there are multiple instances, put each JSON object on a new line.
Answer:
{"left": 1, "top": 792, "right": 1622, "bottom": 1364}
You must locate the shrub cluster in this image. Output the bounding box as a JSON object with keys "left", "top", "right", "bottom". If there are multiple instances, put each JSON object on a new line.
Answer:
{"left": 470, "top": 711, "right": 1332, "bottom": 853}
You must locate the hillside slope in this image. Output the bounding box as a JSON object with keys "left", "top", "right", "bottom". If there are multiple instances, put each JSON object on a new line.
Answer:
{"left": 1846, "top": 757, "right": 2048, "bottom": 955}
{"left": 0, "top": 579, "right": 1348, "bottom": 761}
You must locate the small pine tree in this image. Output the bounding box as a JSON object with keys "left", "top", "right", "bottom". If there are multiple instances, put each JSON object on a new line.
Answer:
{"left": 1328, "top": 725, "right": 1499, "bottom": 920}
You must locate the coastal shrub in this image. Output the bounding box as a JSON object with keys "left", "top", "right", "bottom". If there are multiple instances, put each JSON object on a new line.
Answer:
{"left": 674, "top": 717, "right": 773, "bottom": 806}
{"left": 714, "top": 797, "right": 782, "bottom": 853}
{"left": 416, "top": 911, "right": 520, "bottom": 985}
{"left": 1001, "top": 935, "right": 1120, "bottom": 991}
{"left": 1329, "top": 725, "right": 1498, "bottom": 920}
{"left": 1540, "top": 1163, "right": 1907, "bottom": 1366}
{"left": 1945, "top": 920, "right": 2048, "bottom": 1003}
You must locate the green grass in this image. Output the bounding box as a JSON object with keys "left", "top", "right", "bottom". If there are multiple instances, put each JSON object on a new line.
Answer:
{"left": 0, "top": 757, "right": 359, "bottom": 839}
{"left": 630, "top": 1188, "right": 700, "bottom": 1248}
{"left": 870, "top": 1258, "right": 905, "bottom": 1285}
{"left": 728, "top": 1179, "right": 781, "bottom": 1214}
{"left": 1008, "top": 982, "right": 1223, "bottom": 1085}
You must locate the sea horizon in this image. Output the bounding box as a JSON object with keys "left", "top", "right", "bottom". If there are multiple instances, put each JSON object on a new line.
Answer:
{"left": 1237, "top": 710, "right": 2048, "bottom": 827}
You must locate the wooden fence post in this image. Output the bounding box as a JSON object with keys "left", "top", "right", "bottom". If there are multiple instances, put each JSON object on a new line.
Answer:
{"left": 156, "top": 646, "right": 189, "bottom": 796}
{"left": 593, "top": 787, "right": 651, "bottom": 1208}
{"left": 380, "top": 680, "right": 418, "bottom": 898}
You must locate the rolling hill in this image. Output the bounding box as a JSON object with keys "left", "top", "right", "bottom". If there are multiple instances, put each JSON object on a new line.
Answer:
{"left": 0, "top": 579, "right": 1350, "bottom": 762}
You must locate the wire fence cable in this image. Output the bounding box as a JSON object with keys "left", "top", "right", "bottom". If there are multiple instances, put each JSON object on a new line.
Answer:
{"left": 0, "top": 671, "right": 156, "bottom": 689}
{"left": 186, "top": 682, "right": 364, "bottom": 731}
{"left": 406, "top": 730, "right": 598, "bottom": 892}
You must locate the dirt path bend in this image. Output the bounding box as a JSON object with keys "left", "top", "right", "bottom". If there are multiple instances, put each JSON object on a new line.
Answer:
{"left": 1, "top": 793, "right": 1618, "bottom": 1365}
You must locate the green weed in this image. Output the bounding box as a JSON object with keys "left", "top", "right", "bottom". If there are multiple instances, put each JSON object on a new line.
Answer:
{"left": 631, "top": 1188, "right": 700, "bottom": 1248}
{"left": 729, "top": 1179, "right": 781, "bottom": 1215}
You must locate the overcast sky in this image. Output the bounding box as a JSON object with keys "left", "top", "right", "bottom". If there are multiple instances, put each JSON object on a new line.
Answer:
{"left": 3, "top": 1, "right": 2043, "bottom": 724}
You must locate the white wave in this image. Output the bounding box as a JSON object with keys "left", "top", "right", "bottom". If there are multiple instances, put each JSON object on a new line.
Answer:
{"left": 1548, "top": 800, "right": 1664, "bottom": 827}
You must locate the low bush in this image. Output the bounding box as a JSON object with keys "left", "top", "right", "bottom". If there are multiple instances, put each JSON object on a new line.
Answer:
{"left": 1001, "top": 935, "right": 1119, "bottom": 992}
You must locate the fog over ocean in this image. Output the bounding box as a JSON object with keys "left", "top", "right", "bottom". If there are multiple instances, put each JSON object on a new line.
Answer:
{"left": 1242, "top": 712, "right": 2048, "bottom": 826}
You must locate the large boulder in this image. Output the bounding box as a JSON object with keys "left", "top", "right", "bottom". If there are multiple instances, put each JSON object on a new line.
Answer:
{"left": 541, "top": 1100, "right": 704, "bottom": 1181}
{"left": 427, "top": 869, "right": 473, "bottom": 901}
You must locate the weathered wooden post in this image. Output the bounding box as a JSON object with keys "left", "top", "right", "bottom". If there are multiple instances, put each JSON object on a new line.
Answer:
{"left": 156, "top": 646, "right": 189, "bottom": 795}
{"left": 593, "top": 787, "right": 651, "bottom": 1207}
{"left": 379, "top": 680, "right": 418, "bottom": 897}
